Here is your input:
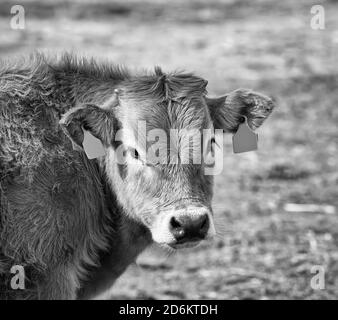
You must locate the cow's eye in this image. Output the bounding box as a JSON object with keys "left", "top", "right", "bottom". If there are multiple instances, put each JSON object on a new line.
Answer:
{"left": 209, "top": 137, "right": 216, "bottom": 155}
{"left": 128, "top": 148, "right": 140, "bottom": 160}
{"left": 203, "top": 137, "right": 217, "bottom": 162}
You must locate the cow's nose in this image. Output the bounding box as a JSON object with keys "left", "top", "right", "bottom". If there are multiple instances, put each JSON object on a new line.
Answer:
{"left": 169, "top": 213, "right": 210, "bottom": 243}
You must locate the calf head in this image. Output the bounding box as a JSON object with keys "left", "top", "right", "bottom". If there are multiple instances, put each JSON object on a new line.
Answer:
{"left": 60, "top": 69, "right": 274, "bottom": 249}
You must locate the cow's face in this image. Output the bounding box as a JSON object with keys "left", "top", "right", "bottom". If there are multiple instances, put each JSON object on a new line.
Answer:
{"left": 61, "top": 71, "right": 274, "bottom": 249}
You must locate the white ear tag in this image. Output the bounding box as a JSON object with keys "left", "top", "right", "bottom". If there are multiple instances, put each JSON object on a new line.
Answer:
{"left": 232, "top": 117, "right": 258, "bottom": 154}
{"left": 82, "top": 129, "right": 105, "bottom": 159}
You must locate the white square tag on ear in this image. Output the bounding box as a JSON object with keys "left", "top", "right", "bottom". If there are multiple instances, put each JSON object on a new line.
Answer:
{"left": 82, "top": 129, "right": 105, "bottom": 159}
{"left": 232, "top": 117, "right": 258, "bottom": 154}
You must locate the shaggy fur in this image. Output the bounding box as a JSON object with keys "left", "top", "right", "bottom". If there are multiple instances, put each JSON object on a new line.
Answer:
{"left": 0, "top": 54, "right": 136, "bottom": 299}
{"left": 0, "top": 53, "right": 274, "bottom": 299}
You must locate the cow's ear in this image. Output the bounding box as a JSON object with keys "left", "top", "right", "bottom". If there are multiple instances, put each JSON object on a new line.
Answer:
{"left": 59, "top": 104, "right": 115, "bottom": 150}
{"left": 205, "top": 89, "right": 275, "bottom": 133}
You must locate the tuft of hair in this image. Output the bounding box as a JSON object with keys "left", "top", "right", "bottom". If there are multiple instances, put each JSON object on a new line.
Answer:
{"left": 121, "top": 68, "right": 208, "bottom": 105}
{"left": 154, "top": 66, "right": 164, "bottom": 77}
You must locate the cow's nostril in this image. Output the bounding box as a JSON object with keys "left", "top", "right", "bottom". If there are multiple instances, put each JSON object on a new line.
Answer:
{"left": 170, "top": 216, "right": 181, "bottom": 229}
{"left": 169, "top": 213, "right": 210, "bottom": 244}
{"left": 169, "top": 217, "right": 185, "bottom": 241}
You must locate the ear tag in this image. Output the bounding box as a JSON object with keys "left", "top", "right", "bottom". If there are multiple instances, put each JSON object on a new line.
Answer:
{"left": 232, "top": 117, "right": 258, "bottom": 154}
{"left": 82, "top": 128, "right": 105, "bottom": 159}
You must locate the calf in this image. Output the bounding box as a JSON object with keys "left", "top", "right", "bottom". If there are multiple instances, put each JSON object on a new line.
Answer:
{"left": 0, "top": 53, "right": 274, "bottom": 299}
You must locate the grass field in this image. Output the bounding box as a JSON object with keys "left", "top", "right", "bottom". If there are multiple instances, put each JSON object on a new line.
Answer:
{"left": 0, "top": 0, "right": 337, "bottom": 299}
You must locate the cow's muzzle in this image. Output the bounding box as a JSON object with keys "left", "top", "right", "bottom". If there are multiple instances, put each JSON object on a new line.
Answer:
{"left": 151, "top": 205, "right": 216, "bottom": 249}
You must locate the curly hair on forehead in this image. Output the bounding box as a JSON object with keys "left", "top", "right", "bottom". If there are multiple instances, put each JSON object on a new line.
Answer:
{"left": 121, "top": 66, "right": 208, "bottom": 104}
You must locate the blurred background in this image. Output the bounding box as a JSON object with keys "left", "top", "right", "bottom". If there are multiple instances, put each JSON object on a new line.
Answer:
{"left": 0, "top": 0, "right": 337, "bottom": 299}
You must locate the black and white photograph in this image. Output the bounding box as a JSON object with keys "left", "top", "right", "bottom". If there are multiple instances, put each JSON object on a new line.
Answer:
{"left": 0, "top": 0, "right": 337, "bottom": 305}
